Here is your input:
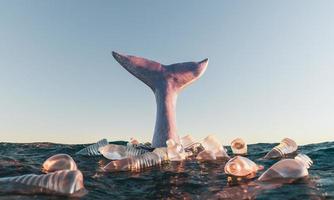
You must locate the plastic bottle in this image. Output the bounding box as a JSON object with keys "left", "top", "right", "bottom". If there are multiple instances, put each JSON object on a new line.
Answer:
{"left": 201, "top": 135, "right": 229, "bottom": 158}
{"left": 258, "top": 153, "right": 313, "bottom": 182}
{"left": 264, "top": 138, "right": 297, "bottom": 159}
{"left": 196, "top": 150, "right": 216, "bottom": 160}
{"left": 231, "top": 138, "right": 247, "bottom": 155}
{"left": 224, "top": 156, "right": 263, "bottom": 178}
{"left": 99, "top": 144, "right": 149, "bottom": 160}
{"left": 166, "top": 139, "right": 187, "bottom": 161}
{"left": 76, "top": 138, "right": 108, "bottom": 156}
{"left": 103, "top": 148, "right": 168, "bottom": 172}
{"left": 0, "top": 170, "right": 87, "bottom": 197}
{"left": 42, "top": 154, "right": 77, "bottom": 173}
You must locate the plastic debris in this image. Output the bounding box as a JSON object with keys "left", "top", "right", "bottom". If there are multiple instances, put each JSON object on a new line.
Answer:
{"left": 0, "top": 170, "right": 87, "bottom": 197}
{"left": 196, "top": 150, "right": 216, "bottom": 160}
{"left": 231, "top": 138, "right": 247, "bottom": 155}
{"left": 166, "top": 139, "right": 187, "bottom": 161}
{"left": 42, "top": 154, "right": 77, "bottom": 173}
{"left": 224, "top": 156, "right": 263, "bottom": 179}
{"left": 258, "top": 153, "right": 313, "bottom": 182}
{"left": 129, "top": 137, "right": 139, "bottom": 145}
{"left": 201, "top": 135, "right": 229, "bottom": 158}
{"left": 264, "top": 138, "right": 297, "bottom": 159}
{"left": 76, "top": 139, "right": 108, "bottom": 156}
{"left": 103, "top": 148, "right": 168, "bottom": 172}
{"left": 99, "top": 144, "right": 149, "bottom": 160}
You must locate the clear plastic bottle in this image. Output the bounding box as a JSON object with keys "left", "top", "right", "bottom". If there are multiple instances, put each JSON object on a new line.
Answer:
{"left": 201, "top": 135, "right": 229, "bottom": 158}
{"left": 42, "top": 154, "right": 77, "bottom": 173}
{"left": 180, "top": 134, "right": 196, "bottom": 148}
{"left": 0, "top": 170, "right": 87, "bottom": 197}
{"left": 264, "top": 138, "right": 298, "bottom": 159}
{"left": 196, "top": 150, "right": 216, "bottom": 160}
{"left": 231, "top": 138, "right": 247, "bottom": 155}
{"left": 76, "top": 138, "right": 108, "bottom": 156}
{"left": 99, "top": 144, "right": 149, "bottom": 160}
{"left": 224, "top": 156, "right": 262, "bottom": 178}
{"left": 103, "top": 148, "right": 168, "bottom": 172}
{"left": 166, "top": 139, "right": 187, "bottom": 161}
{"left": 258, "top": 153, "right": 313, "bottom": 182}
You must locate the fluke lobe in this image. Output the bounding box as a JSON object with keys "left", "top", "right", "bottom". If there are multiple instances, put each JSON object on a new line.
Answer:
{"left": 112, "top": 52, "right": 208, "bottom": 148}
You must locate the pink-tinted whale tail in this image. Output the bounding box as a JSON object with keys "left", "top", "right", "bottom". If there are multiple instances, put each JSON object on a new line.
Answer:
{"left": 112, "top": 52, "right": 208, "bottom": 147}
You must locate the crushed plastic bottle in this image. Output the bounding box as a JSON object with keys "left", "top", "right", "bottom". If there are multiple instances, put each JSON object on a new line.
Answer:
{"left": 76, "top": 139, "right": 108, "bottom": 156}
{"left": 264, "top": 138, "right": 297, "bottom": 159}
{"left": 99, "top": 144, "right": 149, "bottom": 160}
{"left": 258, "top": 153, "right": 313, "bottom": 182}
{"left": 0, "top": 170, "right": 87, "bottom": 197}
{"left": 42, "top": 154, "right": 77, "bottom": 173}
{"left": 231, "top": 138, "right": 247, "bottom": 155}
{"left": 201, "top": 135, "right": 229, "bottom": 158}
{"left": 224, "top": 156, "right": 263, "bottom": 184}
{"left": 166, "top": 139, "right": 187, "bottom": 161}
{"left": 103, "top": 148, "right": 168, "bottom": 172}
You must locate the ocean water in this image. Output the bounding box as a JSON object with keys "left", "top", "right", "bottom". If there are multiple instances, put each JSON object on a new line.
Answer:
{"left": 0, "top": 141, "right": 333, "bottom": 199}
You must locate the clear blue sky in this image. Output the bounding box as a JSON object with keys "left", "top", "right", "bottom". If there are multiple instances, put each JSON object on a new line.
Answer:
{"left": 0, "top": 1, "right": 333, "bottom": 144}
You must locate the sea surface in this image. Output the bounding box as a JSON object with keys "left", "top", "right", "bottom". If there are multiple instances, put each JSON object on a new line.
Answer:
{"left": 0, "top": 141, "right": 333, "bottom": 199}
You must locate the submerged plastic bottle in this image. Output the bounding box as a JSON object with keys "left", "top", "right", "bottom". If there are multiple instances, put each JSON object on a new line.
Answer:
{"left": 76, "top": 138, "right": 108, "bottom": 156}
{"left": 264, "top": 138, "right": 298, "bottom": 159}
{"left": 0, "top": 170, "right": 87, "bottom": 197}
{"left": 166, "top": 139, "right": 187, "bottom": 161}
{"left": 103, "top": 148, "right": 168, "bottom": 172}
{"left": 99, "top": 144, "right": 149, "bottom": 160}
{"left": 42, "top": 154, "right": 77, "bottom": 173}
{"left": 231, "top": 138, "right": 247, "bottom": 155}
{"left": 201, "top": 135, "right": 229, "bottom": 158}
{"left": 224, "top": 156, "right": 263, "bottom": 184}
{"left": 258, "top": 153, "right": 313, "bottom": 182}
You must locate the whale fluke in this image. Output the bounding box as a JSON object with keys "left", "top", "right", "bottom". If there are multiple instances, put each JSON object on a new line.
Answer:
{"left": 112, "top": 52, "right": 209, "bottom": 147}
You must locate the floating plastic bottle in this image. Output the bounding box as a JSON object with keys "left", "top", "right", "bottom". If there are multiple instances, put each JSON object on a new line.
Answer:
{"left": 201, "top": 135, "right": 229, "bottom": 158}
{"left": 42, "top": 154, "right": 77, "bottom": 173}
{"left": 76, "top": 139, "right": 108, "bottom": 156}
{"left": 258, "top": 153, "right": 313, "bottom": 182}
{"left": 103, "top": 148, "right": 168, "bottom": 172}
{"left": 196, "top": 150, "right": 216, "bottom": 160}
{"left": 127, "top": 139, "right": 155, "bottom": 152}
{"left": 231, "top": 138, "right": 247, "bottom": 155}
{"left": 179, "top": 135, "right": 203, "bottom": 157}
{"left": 129, "top": 137, "right": 140, "bottom": 145}
{"left": 180, "top": 135, "right": 196, "bottom": 148}
{"left": 264, "top": 138, "right": 297, "bottom": 159}
{"left": 224, "top": 156, "right": 263, "bottom": 180}
{"left": 166, "top": 139, "right": 187, "bottom": 161}
{"left": 99, "top": 144, "right": 149, "bottom": 160}
{"left": 0, "top": 170, "right": 87, "bottom": 197}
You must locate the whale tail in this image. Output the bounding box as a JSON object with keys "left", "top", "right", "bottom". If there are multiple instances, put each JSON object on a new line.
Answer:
{"left": 112, "top": 51, "right": 208, "bottom": 92}
{"left": 112, "top": 51, "right": 208, "bottom": 147}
